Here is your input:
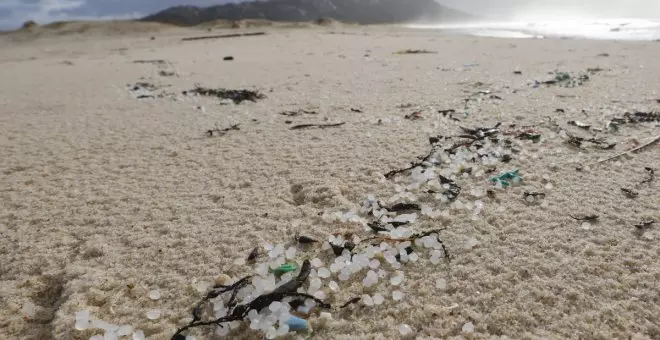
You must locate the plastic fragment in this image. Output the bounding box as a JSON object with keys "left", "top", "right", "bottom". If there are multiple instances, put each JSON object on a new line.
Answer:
{"left": 270, "top": 263, "right": 297, "bottom": 276}
{"left": 285, "top": 316, "right": 309, "bottom": 331}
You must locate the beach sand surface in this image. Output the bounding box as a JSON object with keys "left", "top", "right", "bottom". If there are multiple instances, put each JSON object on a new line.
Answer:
{"left": 1, "top": 22, "right": 659, "bottom": 339}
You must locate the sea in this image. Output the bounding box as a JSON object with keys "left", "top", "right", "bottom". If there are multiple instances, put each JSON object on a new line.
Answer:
{"left": 409, "top": 18, "right": 660, "bottom": 40}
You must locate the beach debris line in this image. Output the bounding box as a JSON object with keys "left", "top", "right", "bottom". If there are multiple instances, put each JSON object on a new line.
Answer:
{"left": 564, "top": 132, "right": 616, "bottom": 150}
{"left": 171, "top": 260, "right": 330, "bottom": 340}
{"left": 183, "top": 86, "right": 266, "bottom": 104}
{"left": 384, "top": 122, "right": 508, "bottom": 179}
{"left": 279, "top": 109, "right": 318, "bottom": 116}
{"left": 394, "top": 49, "right": 437, "bottom": 55}
{"left": 206, "top": 124, "right": 240, "bottom": 137}
{"left": 127, "top": 82, "right": 174, "bottom": 99}
{"left": 133, "top": 59, "right": 167, "bottom": 65}
{"left": 181, "top": 32, "right": 266, "bottom": 41}
{"left": 290, "top": 122, "right": 345, "bottom": 130}
{"left": 534, "top": 71, "right": 590, "bottom": 88}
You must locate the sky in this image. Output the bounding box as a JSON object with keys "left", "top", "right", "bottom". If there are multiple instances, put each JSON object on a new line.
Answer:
{"left": 1, "top": 0, "right": 660, "bottom": 30}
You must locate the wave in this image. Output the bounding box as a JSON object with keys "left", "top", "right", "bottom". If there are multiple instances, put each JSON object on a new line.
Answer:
{"left": 409, "top": 18, "right": 660, "bottom": 40}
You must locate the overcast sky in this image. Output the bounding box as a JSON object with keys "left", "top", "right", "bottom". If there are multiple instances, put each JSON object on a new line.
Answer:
{"left": 1, "top": 0, "right": 659, "bottom": 30}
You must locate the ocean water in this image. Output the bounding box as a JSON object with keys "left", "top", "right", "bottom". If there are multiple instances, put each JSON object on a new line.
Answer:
{"left": 409, "top": 18, "right": 660, "bottom": 40}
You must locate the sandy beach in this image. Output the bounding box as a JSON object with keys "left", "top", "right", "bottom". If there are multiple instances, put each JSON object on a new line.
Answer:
{"left": 1, "top": 22, "right": 659, "bottom": 340}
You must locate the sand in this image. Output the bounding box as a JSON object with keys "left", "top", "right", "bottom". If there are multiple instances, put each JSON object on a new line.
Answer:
{"left": 1, "top": 22, "right": 659, "bottom": 340}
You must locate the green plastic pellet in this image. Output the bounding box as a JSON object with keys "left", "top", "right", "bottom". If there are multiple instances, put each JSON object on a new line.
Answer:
{"left": 270, "top": 263, "right": 297, "bottom": 276}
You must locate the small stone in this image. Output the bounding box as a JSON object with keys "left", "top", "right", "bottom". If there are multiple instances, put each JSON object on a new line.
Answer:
{"left": 398, "top": 324, "right": 413, "bottom": 336}
{"left": 462, "top": 322, "right": 475, "bottom": 333}
{"left": 545, "top": 182, "right": 554, "bottom": 190}
{"left": 581, "top": 222, "right": 591, "bottom": 230}
{"left": 146, "top": 309, "right": 161, "bottom": 320}
{"left": 328, "top": 281, "right": 339, "bottom": 291}
{"left": 392, "top": 290, "right": 404, "bottom": 301}
{"left": 214, "top": 274, "right": 231, "bottom": 286}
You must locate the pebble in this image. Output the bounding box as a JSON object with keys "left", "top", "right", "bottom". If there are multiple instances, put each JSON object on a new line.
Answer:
{"left": 392, "top": 290, "right": 405, "bottom": 301}
{"left": 462, "top": 322, "right": 475, "bottom": 333}
{"left": 581, "top": 222, "right": 591, "bottom": 230}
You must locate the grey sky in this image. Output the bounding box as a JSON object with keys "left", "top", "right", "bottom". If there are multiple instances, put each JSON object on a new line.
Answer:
{"left": 1, "top": 0, "right": 659, "bottom": 30}
{"left": 440, "top": 0, "right": 660, "bottom": 19}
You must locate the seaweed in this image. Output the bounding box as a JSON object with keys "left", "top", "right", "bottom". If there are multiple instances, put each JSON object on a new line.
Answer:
{"left": 181, "top": 32, "right": 266, "bottom": 42}
{"left": 340, "top": 297, "right": 361, "bottom": 308}
{"left": 297, "top": 235, "right": 318, "bottom": 244}
{"left": 183, "top": 86, "right": 265, "bottom": 104}
{"left": 246, "top": 247, "right": 259, "bottom": 262}
{"left": 290, "top": 122, "right": 345, "bottom": 130}
{"left": 569, "top": 214, "right": 599, "bottom": 222}
{"left": 383, "top": 203, "right": 420, "bottom": 212}
{"left": 279, "top": 109, "right": 318, "bottom": 116}
{"left": 620, "top": 188, "right": 639, "bottom": 198}
{"left": 171, "top": 260, "right": 329, "bottom": 339}
{"left": 641, "top": 167, "right": 655, "bottom": 184}
{"left": 206, "top": 124, "right": 240, "bottom": 137}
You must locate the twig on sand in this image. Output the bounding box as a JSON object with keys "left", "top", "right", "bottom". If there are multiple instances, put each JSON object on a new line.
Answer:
{"left": 587, "top": 134, "right": 660, "bottom": 166}
{"left": 290, "top": 122, "right": 345, "bottom": 130}
{"left": 182, "top": 32, "right": 266, "bottom": 41}
{"left": 207, "top": 124, "right": 240, "bottom": 137}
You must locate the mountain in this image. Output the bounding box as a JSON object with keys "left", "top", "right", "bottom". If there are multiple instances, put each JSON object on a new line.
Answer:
{"left": 140, "top": 0, "right": 472, "bottom": 26}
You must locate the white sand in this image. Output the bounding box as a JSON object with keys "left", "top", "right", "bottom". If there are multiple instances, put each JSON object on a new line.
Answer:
{"left": 1, "top": 23, "right": 659, "bottom": 339}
